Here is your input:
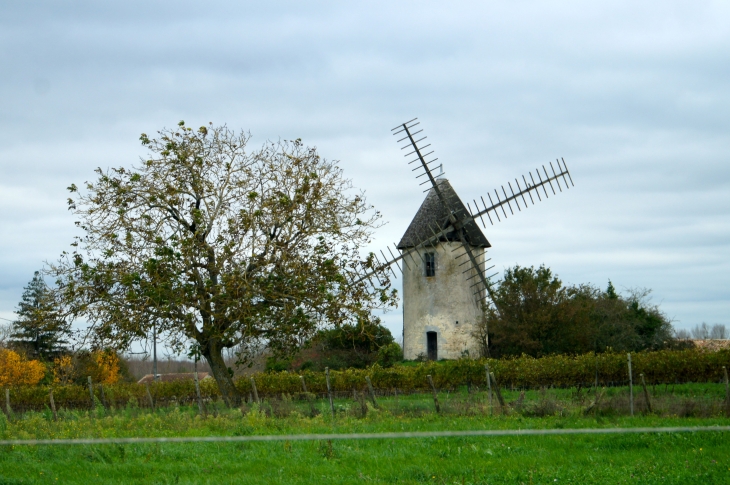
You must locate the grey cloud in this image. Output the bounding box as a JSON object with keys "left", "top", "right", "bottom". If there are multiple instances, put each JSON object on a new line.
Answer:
{"left": 0, "top": 0, "right": 728, "bottom": 336}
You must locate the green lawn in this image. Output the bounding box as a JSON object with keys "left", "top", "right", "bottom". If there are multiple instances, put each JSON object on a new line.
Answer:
{"left": 0, "top": 385, "right": 729, "bottom": 484}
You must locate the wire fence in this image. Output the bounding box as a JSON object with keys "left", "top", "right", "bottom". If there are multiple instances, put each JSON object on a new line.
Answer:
{"left": 3, "top": 377, "right": 730, "bottom": 420}
{"left": 3, "top": 355, "right": 730, "bottom": 419}
{"left": 2, "top": 358, "right": 730, "bottom": 448}
{"left": 2, "top": 425, "right": 730, "bottom": 447}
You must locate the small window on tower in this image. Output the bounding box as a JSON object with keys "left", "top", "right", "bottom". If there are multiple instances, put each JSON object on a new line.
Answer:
{"left": 424, "top": 252, "right": 435, "bottom": 277}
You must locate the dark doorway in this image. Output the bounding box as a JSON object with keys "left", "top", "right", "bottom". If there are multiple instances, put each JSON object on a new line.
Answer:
{"left": 426, "top": 332, "right": 438, "bottom": 361}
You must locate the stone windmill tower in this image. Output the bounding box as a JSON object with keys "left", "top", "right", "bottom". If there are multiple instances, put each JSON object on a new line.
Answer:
{"left": 397, "top": 179, "right": 490, "bottom": 360}
{"left": 351, "top": 118, "right": 574, "bottom": 360}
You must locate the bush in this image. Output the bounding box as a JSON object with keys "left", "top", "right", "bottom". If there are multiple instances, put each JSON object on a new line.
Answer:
{"left": 287, "top": 320, "right": 395, "bottom": 371}
{"left": 52, "top": 350, "right": 122, "bottom": 385}
{"left": 265, "top": 356, "right": 292, "bottom": 372}
{"left": 0, "top": 349, "right": 45, "bottom": 386}
{"left": 376, "top": 342, "right": 402, "bottom": 368}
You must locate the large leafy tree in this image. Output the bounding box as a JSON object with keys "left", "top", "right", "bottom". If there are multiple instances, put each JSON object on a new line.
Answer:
{"left": 51, "top": 122, "right": 395, "bottom": 405}
{"left": 477, "top": 265, "right": 674, "bottom": 358}
{"left": 11, "top": 271, "right": 68, "bottom": 360}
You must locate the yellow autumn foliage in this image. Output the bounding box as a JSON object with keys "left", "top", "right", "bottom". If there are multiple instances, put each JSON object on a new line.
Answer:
{"left": 52, "top": 354, "right": 75, "bottom": 385}
{"left": 0, "top": 349, "right": 46, "bottom": 386}
{"left": 92, "top": 350, "right": 120, "bottom": 384}
{"left": 53, "top": 350, "right": 121, "bottom": 385}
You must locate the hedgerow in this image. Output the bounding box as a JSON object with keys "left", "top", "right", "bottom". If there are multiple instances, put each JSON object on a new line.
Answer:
{"left": 4, "top": 348, "right": 729, "bottom": 412}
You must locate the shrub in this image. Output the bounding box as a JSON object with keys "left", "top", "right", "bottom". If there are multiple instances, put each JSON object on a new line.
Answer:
{"left": 376, "top": 342, "right": 403, "bottom": 368}
{"left": 265, "top": 356, "right": 292, "bottom": 372}
{"left": 0, "top": 349, "right": 46, "bottom": 386}
{"left": 52, "top": 350, "right": 122, "bottom": 385}
{"left": 288, "top": 320, "right": 395, "bottom": 371}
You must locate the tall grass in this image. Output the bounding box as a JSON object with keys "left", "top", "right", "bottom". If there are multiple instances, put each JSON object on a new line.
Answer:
{"left": 0, "top": 391, "right": 729, "bottom": 484}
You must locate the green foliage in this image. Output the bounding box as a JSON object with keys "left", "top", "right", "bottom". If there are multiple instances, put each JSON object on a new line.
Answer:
{"left": 10, "top": 271, "right": 68, "bottom": 361}
{"left": 606, "top": 279, "right": 618, "bottom": 299}
{"left": 6, "top": 348, "right": 730, "bottom": 411}
{"left": 317, "top": 320, "right": 394, "bottom": 354}
{"left": 481, "top": 266, "right": 675, "bottom": 358}
{"left": 115, "top": 355, "right": 136, "bottom": 382}
{"left": 50, "top": 123, "right": 397, "bottom": 405}
{"left": 283, "top": 320, "right": 395, "bottom": 371}
{"left": 265, "top": 355, "right": 292, "bottom": 372}
{"left": 255, "top": 347, "right": 727, "bottom": 394}
{"left": 376, "top": 342, "right": 403, "bottom": 368}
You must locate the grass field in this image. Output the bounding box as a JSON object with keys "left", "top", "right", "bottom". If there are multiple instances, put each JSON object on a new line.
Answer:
{"left": 0, "top": 384, "right": 729, "bottom": 484}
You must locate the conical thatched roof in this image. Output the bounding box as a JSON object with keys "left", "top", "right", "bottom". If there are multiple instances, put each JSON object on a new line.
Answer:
{"left": 397, "top": 179, "right": 490, "bottom": 249}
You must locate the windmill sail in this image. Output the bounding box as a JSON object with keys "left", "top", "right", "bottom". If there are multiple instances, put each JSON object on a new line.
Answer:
{"left": 350, "top": 119, "right": 574, "bottom": 307}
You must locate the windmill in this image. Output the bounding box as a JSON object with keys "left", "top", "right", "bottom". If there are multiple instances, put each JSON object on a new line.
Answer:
{"left": 352, "top": 118, "right": 574, "bottom": 360}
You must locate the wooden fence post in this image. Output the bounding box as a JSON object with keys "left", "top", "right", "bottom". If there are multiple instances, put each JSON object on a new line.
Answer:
{"left": 250, "top": 377, "right": 260, "bottom": 404}
{"left": 99, "top": 384, "right": 108, "bottom": 409}
{"left": 299, "top": 376, "right": 316, "bottom": 415}
{"left": 365, "top": 376, "right": 378, "bottom": 408}
{"left": 300, "top": 375, "right": 309, "bottom": 394}
{"left": 87, "top": 376, "right": 95, "bottom": 409}
{"left": 354, "top": 389, "right": 368, "bottom": 416}
{"left": 489, "top": 372, "right": 507, "bottom": 415}
{"left": 194, "top": 371, "right": 205, "bottom": 415}
{"left": 583, "top": 387, "right": 605, "bottom": 416}
{"left": 49, "top": 389, "right": 58, "bottom": 421}
{"left": 484, "top": 363, "right": 493, "bottom": 416}
{"left": 722, "top": 365, "right": 730, "bottom": 417}
{"left": 426, "top": 375, "right": 440, "bottom": 414}
{"left": 145, "top": 382, "right": 154, "bottom": 409}
{"left": 325, "top": 367, "right": 335, "bottom": 418}
{"left": 640, "top": 374, "right": 652, "bottom": 413}
{"left": 627, "top": 353, "right": 634, "bottom": 417}
{"left": 5, "top": 388, "right": 11, "bottom": 416}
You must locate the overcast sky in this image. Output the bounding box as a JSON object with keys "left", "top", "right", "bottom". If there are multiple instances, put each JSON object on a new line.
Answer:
{"left": 1, "top": 1, "right": 728, "bottom": 344}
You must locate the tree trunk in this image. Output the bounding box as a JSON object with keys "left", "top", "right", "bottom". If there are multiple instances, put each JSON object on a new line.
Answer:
{"left": 201, "top": 338, "right": 241, "bottom": 407}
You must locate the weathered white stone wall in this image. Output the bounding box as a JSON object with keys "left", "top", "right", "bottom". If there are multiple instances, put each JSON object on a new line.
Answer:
{"left": 401, "top": 242, "right": 484, "bottom": 360}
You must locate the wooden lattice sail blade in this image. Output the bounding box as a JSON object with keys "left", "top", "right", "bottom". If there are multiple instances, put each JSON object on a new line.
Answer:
{"left": 469, "top": 158, "right": 574, "bottom": 227}
{"left": 393, "top": 118, "right": 448, "bottom": 192}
